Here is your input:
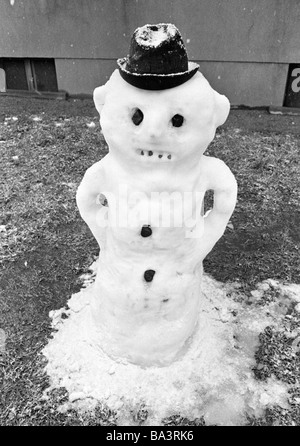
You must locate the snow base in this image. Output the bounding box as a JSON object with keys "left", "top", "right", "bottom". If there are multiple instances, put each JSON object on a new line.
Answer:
{"left": 42, "top": 262, "right": 300, "bottom": 426}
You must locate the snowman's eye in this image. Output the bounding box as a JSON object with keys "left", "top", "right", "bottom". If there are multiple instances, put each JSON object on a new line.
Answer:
{"left": 171, "top": 114, "right": 184, "bottom": 127}
{"left": 132, "top": 108, "right": 144, "bottom": 126}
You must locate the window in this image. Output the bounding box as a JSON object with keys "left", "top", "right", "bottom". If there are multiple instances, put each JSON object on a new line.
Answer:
{"left": 0, "top": 58, "right": 58, "bottom": 92}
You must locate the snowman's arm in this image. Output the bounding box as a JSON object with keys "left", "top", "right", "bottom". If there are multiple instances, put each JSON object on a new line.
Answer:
{"left": 76, "top": 161, "right": 107, "bottom": 243}
{"left": 200, "top": 157, "right": 237, "bottom": 259}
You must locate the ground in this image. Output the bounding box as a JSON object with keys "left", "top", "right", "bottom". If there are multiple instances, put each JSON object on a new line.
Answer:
{"left": 0, "top": 95, "right": 299, "bottom": 426}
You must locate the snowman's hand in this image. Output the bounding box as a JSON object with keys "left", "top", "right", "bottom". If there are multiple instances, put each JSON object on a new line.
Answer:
{"left": 200, "top": 157, "right": 237, "bottom": 260}
{"left": 76, "top": 161, "right": 108, "bottom": 243}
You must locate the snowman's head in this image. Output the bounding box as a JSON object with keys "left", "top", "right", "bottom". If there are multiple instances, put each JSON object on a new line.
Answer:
{"left": 94, "top": 24, "right": 229, "bottom": 168}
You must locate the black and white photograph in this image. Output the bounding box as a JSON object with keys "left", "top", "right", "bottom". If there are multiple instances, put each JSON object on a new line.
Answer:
{"left": 0, "top": 0, "right": 299, "bottom": 430}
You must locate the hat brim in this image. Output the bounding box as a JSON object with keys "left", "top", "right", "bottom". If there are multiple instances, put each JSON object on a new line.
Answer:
{"left": 117, "top": 58, "right": 199, "bottom": 90}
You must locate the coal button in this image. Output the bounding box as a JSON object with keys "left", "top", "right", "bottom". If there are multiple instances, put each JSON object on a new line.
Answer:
{"left": 144, "top": 270, "right": 155, "bottom": 282}
{"left": 141, "top": 225, "right": 152, "bottom": 237}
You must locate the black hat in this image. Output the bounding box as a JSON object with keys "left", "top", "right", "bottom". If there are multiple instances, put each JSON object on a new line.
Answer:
{"left": 117, "top": 23, "right": 199, "bottom": 90}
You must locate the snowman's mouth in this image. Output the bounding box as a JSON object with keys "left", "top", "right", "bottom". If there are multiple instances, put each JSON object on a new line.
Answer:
{"left": 136, "top": 148, "right": 172, "bottom": 161}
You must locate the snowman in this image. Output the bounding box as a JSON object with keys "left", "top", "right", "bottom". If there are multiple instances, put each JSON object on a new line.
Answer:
{"left": 77, "top": 24, "right": 237, "bottom": 366}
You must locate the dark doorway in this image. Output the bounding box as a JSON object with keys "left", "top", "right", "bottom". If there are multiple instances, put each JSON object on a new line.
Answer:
{"left": 2, "top": 58, "right": 29, "bottom": 90}
{"left": 0, "top": 58, "right": 58, "bottom": 92}
{"left": 31, "top": 59, "right": 58, "bottom": 92}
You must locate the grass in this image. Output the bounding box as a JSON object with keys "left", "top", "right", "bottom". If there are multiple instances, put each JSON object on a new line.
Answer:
{"left": 0, "top": 96, "right": 300, "bottom": 425}
{"left": 205, "top": 128, "right": 300, "bottom": 287}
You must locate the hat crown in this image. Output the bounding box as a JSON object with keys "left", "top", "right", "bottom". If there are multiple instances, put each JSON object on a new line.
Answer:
{"left": 127, "top": 24, "right": 188, "bottom": 75}
{"left": 117, "top": 23, "right": 199, "bottom": 90}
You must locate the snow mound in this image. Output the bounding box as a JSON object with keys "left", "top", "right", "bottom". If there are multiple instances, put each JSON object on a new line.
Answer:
{"left": 42, "top": 264, "right": 300, "bottom": 426}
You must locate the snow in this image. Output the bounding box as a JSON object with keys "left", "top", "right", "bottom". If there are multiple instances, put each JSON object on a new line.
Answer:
{"left": 135, "top": 23, "right": 177, "bottom": 48}
{"left": 43, "top": 267, "right": 296, "bottom": 425}
{"left": 76, "top": 69, "right": 233, "bottom": 365}
{"left": 0, "top": 329, "right": 6, "bottom": 354}
{"left": 5, "top": 117, "right": 18, "bottom": 121}
{"left": 93, "top": 69, "right": 229, "bottom": 171}
{"left": 86, "top": 121, "right": 96, "bottom": 129}
{"left": 41, "top": 37, "right": 296, "bottom": 425}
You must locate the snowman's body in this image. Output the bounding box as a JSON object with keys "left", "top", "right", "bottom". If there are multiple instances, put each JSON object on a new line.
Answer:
{"left": 77, "top": 69, "right": 237, "bottom": 366}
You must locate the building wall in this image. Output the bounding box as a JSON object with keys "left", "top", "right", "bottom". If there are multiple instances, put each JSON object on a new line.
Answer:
{"left": 199, "top": 62, "right": 288, "bottom": 107}
{"left": 0, "top": 0, "right": 299, "bottom": 105}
